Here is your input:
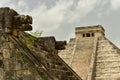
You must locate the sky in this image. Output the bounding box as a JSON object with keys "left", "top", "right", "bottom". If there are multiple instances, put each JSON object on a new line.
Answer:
{"left": 0, "top": 0, "right": 120, "bottom": 48}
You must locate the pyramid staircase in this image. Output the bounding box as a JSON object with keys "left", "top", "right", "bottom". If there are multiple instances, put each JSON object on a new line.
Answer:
{"left": 59, "top": 38, "right": 76, "bottom": 65}
{"left": 59, "top": 37, "right": 95, "bottom": 80}
{"left": 89, "top": 36, "right": 120, "bottom": 80}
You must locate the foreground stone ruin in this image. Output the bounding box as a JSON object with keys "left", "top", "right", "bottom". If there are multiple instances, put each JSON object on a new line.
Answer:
{"left": 0, "top": 7, "right": 81, "bottom": 80}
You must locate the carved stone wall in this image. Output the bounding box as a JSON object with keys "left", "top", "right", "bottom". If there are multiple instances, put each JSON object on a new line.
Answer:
{"left": 0, "top": 7, "right": 82, "bottom": 80}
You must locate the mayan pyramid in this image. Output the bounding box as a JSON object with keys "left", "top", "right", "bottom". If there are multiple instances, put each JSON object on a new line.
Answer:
{"left": 59, "top": 25, "right": 120, "bottom": 80}
{"left": 0, "top": 7, "right": 82, "bottom": 80}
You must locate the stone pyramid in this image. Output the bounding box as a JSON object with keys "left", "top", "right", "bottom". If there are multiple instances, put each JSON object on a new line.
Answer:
{"left": 59, "top": 25, "right": 120, "bottom": 80}
{"left": 0, "top": 7, "right": 82, "bottom": 80}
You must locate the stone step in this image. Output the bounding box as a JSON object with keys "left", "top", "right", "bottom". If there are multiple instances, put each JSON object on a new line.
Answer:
{"left": 96, "top": 61, "right": 120, "bottom": 67}
{"left": 95, "top": 73, "right": 120, "bottom": 78}
{"left": 98, "top": 41, "right": 110, "bottom": 45}
{"left": 98, "top": 39, "right": 109, "bottom": 43}
{"left": 96, "top": 63, "right": 120, "bottom": 69}
{"left": 94, "top": 77, "right": 120, "bottom": 80}
{"left": 97, "top": 48, "right": 114, "bottom": 51}
{"left": 97, "top": 52, "right": 118, "bottom": 56}
{"left": 96, "top": 71, "right": 120, "bottom": 75}
{"left": 96, "top": 68, "right": 120, "bottom": 73}
{"left": 97, "top": 46, "right": 113, "bottom": 50}
{"left": 97, "top": 43, "right": 112, "bottom": 46}
{"left": 97, "top": 54, "right": 120, "bottom": 57}
{"left": 96, "top": 56, "right": 120, "bottom": 61}
{"left": 96, "top": 59, "right": 120, "bottom": 62}
{"left": 97, "top": 49, "right": 117, "bottom": 53}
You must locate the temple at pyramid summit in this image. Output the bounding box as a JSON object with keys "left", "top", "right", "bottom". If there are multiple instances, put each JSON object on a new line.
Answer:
{"left": 59, "top": 25, "right": 120, "bottom": 80}
{"left": 0, "top": 7, "right": 120, "bottom": 80}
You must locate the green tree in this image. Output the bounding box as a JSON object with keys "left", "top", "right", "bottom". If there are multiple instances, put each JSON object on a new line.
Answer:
{"left": 20, "top": 30, "right": 43, "bottom": 48}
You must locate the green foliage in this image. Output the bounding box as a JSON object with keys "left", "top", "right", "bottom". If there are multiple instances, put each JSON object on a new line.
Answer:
{"left": 24, "top": 36, "right": 36, "bottom": 44}
{"left": 20, "top": 30, "right": 43, "bottom": 48}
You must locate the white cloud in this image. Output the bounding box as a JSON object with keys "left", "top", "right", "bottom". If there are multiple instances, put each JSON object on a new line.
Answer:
{"left": 0, "top": 0, "right": 116, "bottom": 39}
{"left": 28, "top": 0, "right": 99, "bottom": 33}
{"left": 110, "top": 0, "right": 120, "bottom": 10}
{"left": 0, "top": 0, "right": 99, "bottom": 39}
{"left": 68, "top": 0, "right": 98, "bottom": 23}
{"left": 17, "top": 0, "right": 29, "bottom": 12}
{"left": 0, "top": 0, "right": 29, "bottom": 13}
{"left": 29, "top": 0, "right": 74, "bottom": 32}
{"left": 0, "top": 0, "right": 14, "bottom": 8}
